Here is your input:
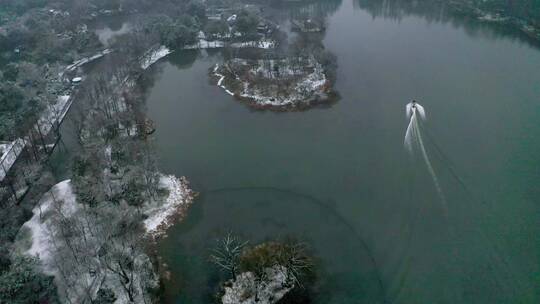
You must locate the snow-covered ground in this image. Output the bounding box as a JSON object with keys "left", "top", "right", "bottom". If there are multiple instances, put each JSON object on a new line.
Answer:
{"left": 184, "top": 39, "right": 276, "bottom": 50}
{"left": 141, "top": 46, "right": 172, "bottom": 70}
{"left": 222, "top": 266, "right": 293, "bottom": 304}
{"left": 16, "top": 181, "right": 96, "bottom": 304}
{"left": 18, "top": 180, "right": 77, "bottom": 274}
{"left": 184, "top": 39, "right": 225, "bottom": 49}
{"left": 16, "top": 179, "right": 131, "bottom": 302}
{"left": 144, "top": 175, "right": 195, "bottom": 237}
{"left": 140, "top": 38, "right": 276, "bottom": 70}
{"left": 16, "top": 174, "right": 194, "bottom": 303}
{"left": 0, "top": 143, "right": 9, "bottom": 154}
{"left": 212, "top": 58, "right": 330, "bottom": 109}
{"left": 64, "top": 49, "right": 113, "bottom": 74}
{"left": 213, "top": 64, "right": 235, "bottom": 96}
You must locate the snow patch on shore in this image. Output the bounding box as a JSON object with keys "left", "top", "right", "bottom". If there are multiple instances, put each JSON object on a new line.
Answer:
{"left": 230, "top": 39, "right": 276, "bottom": 49}
{"left": 213, "top": 59, "right": 329, "bottom": 108}
{"left": 222, "top": 266, "right": 293, "bottom": 304}
{"left": 213, "top": 64, "right": 235, "bottom": 96}
{"left": 144, "top": 175, "right": 194, "bottom": 237}
{"left": 17, "top": 175, "right": 194, "bottom": 303}
{"left": 64, "top": 49, "right": 113, "bottom": 74}
{"left": 184, "top": 39, "right": 276, "bottom": 50}
{"left": 140, "top": 39, "right": 276, "bottom": 70}
{"left": 141, "top": 46, "right": 172, "bottom": 70}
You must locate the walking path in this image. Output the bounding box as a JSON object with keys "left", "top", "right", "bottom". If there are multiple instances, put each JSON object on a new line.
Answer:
{"left": 0, "top": 50, "right": 111, "bottom": 183}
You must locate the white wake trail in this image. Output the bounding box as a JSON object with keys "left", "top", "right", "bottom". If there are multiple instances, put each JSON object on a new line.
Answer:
{"left": 414, "top": 117, "right": 447, "bottom": 207}
{"left": 415, "top": 104, "right": 426, "bottom": 120}
{"left": 404, "top": 111, "right": 417, "bottom": 153}
{"left": 405, "top": 103, "right": 447, "bottom": 208}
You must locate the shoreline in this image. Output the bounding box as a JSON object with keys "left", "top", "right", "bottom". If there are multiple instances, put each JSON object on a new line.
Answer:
{"left": 144, "top": 175, "right": 196, "bottom": 239}
{"left": 140, "top": 38, "right": 278, "bottom": 71}
{"left": 445, "top": 2, "right": 540, "bottom": 41}
{"left": 210, "top": 63, "right": 338, "bottom": 112}
{"left": 15, "top": 174, "right": 196, "bottom": 303}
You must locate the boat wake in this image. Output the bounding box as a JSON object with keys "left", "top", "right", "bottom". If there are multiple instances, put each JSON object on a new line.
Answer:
{"left": 404, "top": 102, "right": 446, "bottom": 209}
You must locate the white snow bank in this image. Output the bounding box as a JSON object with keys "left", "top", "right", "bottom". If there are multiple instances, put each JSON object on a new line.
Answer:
{"left": 141, "top": 39, "right": 275, "bottom": 69}
{"left": 144, "top": 175, "right": 194, "bottom": 237}
{"left": 222, "top": 266, "right": 293, "bottom": 304}
{"left": 184, "top": 39, "right": 276, "bottom": 50}
{"left": 212, "top": 64, "right": 235, "bottom": 97}
{"left": 17, "top": 175, "right": 194, "bottom": 303}
{"left": 184, "top": 39, "right": 225, "bottom": 49}
{"left": 0, "top": 143, "right": 9, "bottom": 155}
{"left": 65, "top": 49, "right": 113, "bottom": 73}
{"left": 231, "top": 40, "right": 276, "bottom": 49}
{"left": 20, "top": 175, "right": 194, "bottom": 267}
{"left": 141, "top": 46, "right": 172, "bottom": 70}
{"left": 213, "top": 59, "right": 328, "bottom": 107}
{"left": 20, "top": 180, "right": 77, "bottom": 275}
{"left": 18, "top": 180, "right": 103, "bottom": 303}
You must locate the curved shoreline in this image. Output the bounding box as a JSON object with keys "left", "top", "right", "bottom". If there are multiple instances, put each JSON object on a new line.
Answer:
{"left": 15, "top": 174, "right": 195, "bottom": 304}
{"left": 210, "top": 63, "right": 338, "bottom": 111}
{"left": 144, "top": 175, "right": 196, "bottom": 239}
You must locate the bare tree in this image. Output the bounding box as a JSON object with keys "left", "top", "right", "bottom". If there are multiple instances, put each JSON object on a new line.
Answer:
{"left": 210, "top": 234, "right": 248, "bottom": 280}
{"left": 279, "top": 242, "right": 313, "bottom": 288}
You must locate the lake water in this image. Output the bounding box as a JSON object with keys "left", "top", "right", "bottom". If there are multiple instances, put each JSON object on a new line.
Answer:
{"left": 144, "top": 0, "right": 540, "bottom": 303}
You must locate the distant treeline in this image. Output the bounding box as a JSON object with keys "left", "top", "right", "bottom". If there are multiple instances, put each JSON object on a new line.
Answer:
{"left": 356, "top": 0, "right": 540, "bottom": 25}
{"left": 0, "top": 0, "right": 204, "bottom": 21}
{"left": 473, "top": 0, "right": 540, "bottom": 24}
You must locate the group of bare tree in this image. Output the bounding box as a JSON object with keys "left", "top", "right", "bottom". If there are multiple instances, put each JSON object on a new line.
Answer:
{"left": 211, "top": 234, "right": 314, "bottom": 302}
{"left": 40, "top": 187, "right": 157, "bottom": 303}
{"left": 37, "top": 42, "right": 167, "bottom": 303}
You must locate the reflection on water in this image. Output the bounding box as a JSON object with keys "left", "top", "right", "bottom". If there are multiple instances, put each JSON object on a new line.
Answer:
{"left": 354, "top": 0, "right": 540, "bottom": 48}
{"left": 159, "top": 188, "right": 386, "bottom": 303}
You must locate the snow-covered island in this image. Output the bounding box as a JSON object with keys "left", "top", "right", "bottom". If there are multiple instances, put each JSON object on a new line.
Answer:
{"left": 212, "top": 239, "right": 315, "bottom": 304}
{"left": 222, "top": 265, "right": 293, "bottom": 304}
{"left": 211, "top": 56, "right": 336, "bottom": 111}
